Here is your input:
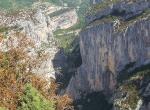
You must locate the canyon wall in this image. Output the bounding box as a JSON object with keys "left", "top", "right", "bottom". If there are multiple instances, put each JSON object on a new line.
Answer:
{"left": 67, "top": 0, "right": 150, "bottom": 99}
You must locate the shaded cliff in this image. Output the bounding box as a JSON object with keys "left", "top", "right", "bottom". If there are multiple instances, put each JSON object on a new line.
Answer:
{"left": 67, "top": 0, "right": 150, "bottom": 100}
{"left": 114, "top": 64, "right": 150, "bottom": 110}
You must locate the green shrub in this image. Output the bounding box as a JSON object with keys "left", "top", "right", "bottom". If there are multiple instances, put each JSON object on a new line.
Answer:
{"left": 0, "top": 27, "right": 9, "bottom": 33}
{"left": 115, "top": 84, "right": 139, "bottom": 110}
{"left": 0, "top": 107, "right": 7, "bottom": 110}
{"left": 17, "top": 83, "right": 55, "bottom": 110}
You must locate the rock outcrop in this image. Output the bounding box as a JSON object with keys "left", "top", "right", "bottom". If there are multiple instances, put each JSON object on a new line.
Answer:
{"left": 51, "top": 9, "right": 78, "bottom": 29}
{"left": 87, "top": 0, "right": 150, "bottom": 24}
{"left": 67, "top": 0, "right": 150, "bottom": 99}
{"left": 0, "top": 2, "right": 78, "bottom": 79}
{"left": 0, "top": 8, "right": 58, "bottom": 79}
{"left": 113, "top": 65, "right": 150, "bottom": 110}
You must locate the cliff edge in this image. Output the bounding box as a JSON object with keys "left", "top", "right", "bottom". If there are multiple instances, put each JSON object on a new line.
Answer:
{"left": 67, "top": 0, "right": 150, "bottom": 102}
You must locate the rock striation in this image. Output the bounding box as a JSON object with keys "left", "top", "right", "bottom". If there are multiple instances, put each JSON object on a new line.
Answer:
{"left": 67, "top": 0, "right": 150, "bottom": 100}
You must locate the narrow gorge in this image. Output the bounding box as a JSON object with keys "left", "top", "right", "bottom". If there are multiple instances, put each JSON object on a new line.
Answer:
{"left": 0, "top": 0, "right": 150, "bottom": 110}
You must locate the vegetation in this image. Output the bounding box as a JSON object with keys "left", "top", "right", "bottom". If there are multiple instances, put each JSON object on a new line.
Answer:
{"left": 0, "top": 0, "right": 89, "bottom": 54}
{"left": 87, "top": 0, "right": 119, "bottom": 15}
{"left": 115, "top": 64, "right": 150, "bottom": 110}
{"left": 0, "top": 107, "right": 6, "bottom": 110}
{"left": 0, "top": 0, "right": 89, "bottom": 10}
{"left": 0, "top": 0, "right": 35, "bottom": 10}
{"left": 17, "top": 84, "right": 54, "bottom": 110}
{"left": 54, "top": 37, "right": 82, "bottom": 90}
{"left": 51, "top": 0, "right": 89, "bottom": 51}
{"left": 0, "top": 26, "right": 20, "bottom": 36}
{"left": 0, "top": 32, "right": 73, "bottom": 110}
{"left": 0, "top": 27, "right": 9, "bottom": 33}
{"left": 87, "top": 0, "right": 141, "bottom": 15}
{"left": 50, "top": 0, "right": 87, "bottom": 96}
{"left": 54, "top": 18, "right": 86, "bottom": 54}
{"left": 89, "top": 8, "right": 150, "bottom": 32}
{"left": 0, "top": 0, "right": 89, "bottom": 109}
{"left": 117, "top": 9, "right": 150, "bottom": 31}
{"left": 54, "top": 32, "right": 77, "bottom": 53}
{"left": 114, "top": 84, "right": 140, "bottom": 110}
{"left": 53, "top": 26, "right": 81, "bottom": 55}
{"left": 52, "top": 0, "right": 89, "bottom": 53}
{"left": 118, "top": 63, "right": 150, "bottom": 84}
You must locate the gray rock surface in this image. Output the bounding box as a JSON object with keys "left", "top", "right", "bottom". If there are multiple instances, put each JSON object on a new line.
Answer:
{"left": 0, "top": 8, "right": 58, "bottom": 79}
{"left": 67, "top": 0, "right": 150, "bottom": 99}
{"left": 139, "top": 82, "right": 150, "bottom": 110}
{"left": 86, "top": 0, "right": 150, "bottom": 24}
{"left": 0, "top": 2, "right": 78, "bottom": 80}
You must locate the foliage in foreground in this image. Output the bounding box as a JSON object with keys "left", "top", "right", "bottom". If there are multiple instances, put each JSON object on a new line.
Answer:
{"left": 0, "top": 32, "right": 73, "bottom": 110}
{"left": 17, "top": 84, "right": 54, "bottom": 110}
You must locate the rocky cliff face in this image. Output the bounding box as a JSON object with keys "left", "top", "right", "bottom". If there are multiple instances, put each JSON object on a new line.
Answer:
{"left": 67, "top": 0, "right": 150, "bottom": 100}
{"left": 0, "top": 3, "right": 78, "bottom": 79}
{"left": 0, "top": 8, "right": 57, "bottom": 79}
{"left": 51, "top": 9, "right": 78, "bottom": 29}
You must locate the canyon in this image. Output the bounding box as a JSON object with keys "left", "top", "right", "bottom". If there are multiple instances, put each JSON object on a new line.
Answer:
{"left": 0, "top": 2, "right": 78, "bottom": 79}
{"left": 66, "top": 0, "right": 150, "bottom": 109}
{"left": 0, "top": 0, "right": 150, "bottom": 110}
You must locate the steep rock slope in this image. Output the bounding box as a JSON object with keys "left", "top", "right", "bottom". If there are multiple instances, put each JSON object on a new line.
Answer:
{"left": 0, "top": 8, "right": 57, "bottom": 78}
{"left": 51, "top": 9, "right": 78, "bottom": 29}
{"left": 67, "top": 0, "right": 150, "bottom": 99}
{"left": 0, "top": 2, "right": 78, "bottom": 79}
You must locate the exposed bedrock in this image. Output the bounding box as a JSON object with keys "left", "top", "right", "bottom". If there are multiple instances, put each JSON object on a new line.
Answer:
{"left": 86, "top": 0, "right": 150, "bottom": 24}
{"left": 66, "top": 0, "right": 150, "bottom": 99}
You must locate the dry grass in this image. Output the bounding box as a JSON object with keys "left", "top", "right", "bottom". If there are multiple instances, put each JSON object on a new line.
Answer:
{"left": 0, "top": 32, "right": 73, "bottom": 110}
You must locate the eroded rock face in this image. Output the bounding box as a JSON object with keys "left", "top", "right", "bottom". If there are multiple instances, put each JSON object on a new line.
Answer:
{"left": 86, "top": 0, "right": 150, "bottom": 24}
{"left": 51, "top": 9, "right": 78, "bottom": 29}
{"left": 0, "top": 2, "right": 78, "bottom": 80}
{"left": 67, "top": 0, "right": 150, "bottom": 99}
{"left": 0, "top": 8, "right": 58, "bottom": 79}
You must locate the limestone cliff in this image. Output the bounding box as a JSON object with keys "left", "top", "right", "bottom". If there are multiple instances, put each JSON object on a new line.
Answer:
{"left": 0, "top": 2, "right": 78, "bottom": 79}
{"left": 67, "top": 0, "right": 150, "bottom": 100}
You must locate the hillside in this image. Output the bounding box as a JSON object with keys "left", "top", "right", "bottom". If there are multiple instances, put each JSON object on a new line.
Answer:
{"left": 66, "top": 0, "right": 150, "bottom": 110}
{"left": 0, "top": 0, "right": 89, "bottom": 110}
{"left": 0, "top": 0, "right": 150, "bottom": 110}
